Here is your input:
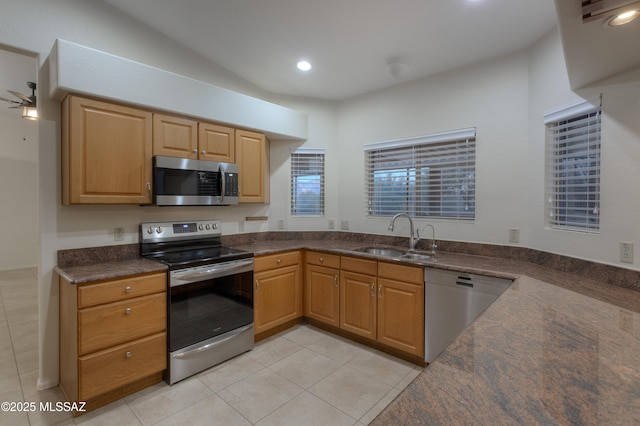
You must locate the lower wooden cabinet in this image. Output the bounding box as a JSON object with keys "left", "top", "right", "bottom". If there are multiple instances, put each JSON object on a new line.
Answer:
{"left": 59, "top": 272, "right": 167, "bottom": 413}
{"left": 254, "top": 251, "right": 302, "bottom": 334}
{"left": 303, "top": 252, "right": 425, "bottom": 358}
{"left": 340, "top": 270, "right": 377, "bottom": 339}
{"left": 255, "top": 249, "right": 425, "bottom": 359}
{"left": 305, "top": 252, "right": 340, "bottom": 327}
{"left": 377, "top": 277, "right": 424, "bottom": 356}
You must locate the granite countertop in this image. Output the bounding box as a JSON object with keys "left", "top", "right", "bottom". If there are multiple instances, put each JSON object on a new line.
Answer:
{"left": 232, "top": 240, "right": 640, "bottom": 424}
{"left": 55, "top": 258, "right": 167, "bottom": 284}
{"left": 55, "top": 238, "right": 640, "bottom": 423}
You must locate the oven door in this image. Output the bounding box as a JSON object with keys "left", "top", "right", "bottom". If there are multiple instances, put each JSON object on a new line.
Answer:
{"left": 168, "top": 258, "right": 253, "bottom": 353}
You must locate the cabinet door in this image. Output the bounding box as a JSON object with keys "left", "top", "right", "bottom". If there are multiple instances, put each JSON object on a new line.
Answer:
{"left": 235, "top": 129, "right": 269, "bottom": 203}
{"left": 305, "top": 264, "right": 340, "bottom": 327}
{"left": 199, "top": 122, "right": 235, "bottom": 162}
{"left": 340, "top": 271, "right": 377, "bottom": 339}
{"left": 254, "top": 264, "right": 302, "bottom": 334}
{"left": 63, "top": 96, "right": 153, "bottom": 204}
{"left": 152, "top": 113, "right": 198, "bottom": 159}
{"left": 377, "top": 277, "right": 424, "bottom": 357}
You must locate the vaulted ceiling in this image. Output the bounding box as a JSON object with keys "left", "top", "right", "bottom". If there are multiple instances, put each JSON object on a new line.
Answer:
{"left": 100, "top": 0, "right": 559, "bottom": 100}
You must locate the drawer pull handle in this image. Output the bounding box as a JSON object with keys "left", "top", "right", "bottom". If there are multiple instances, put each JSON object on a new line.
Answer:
{"left": 378, "top": 284, "right": 383, "bottom": 299}
{"left": 125, "top": 286, "right": 132, "bottom": 293}
{"left": 370, "top": 282, "right": 375, "bottom": 297}
{"left": 334, "top": 275, "right": 338, "bottom": 288}
{"left": 125, "top": 351, "right": 132, "bottom": 358}
{"left": 255, "top": 279, "right": 259, "bottom": 292}
{"left": 125, "top": 308, "right": 132, "bottom": 315}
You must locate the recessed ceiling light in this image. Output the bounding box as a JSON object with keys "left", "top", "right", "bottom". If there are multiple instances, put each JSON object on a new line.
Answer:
{"left": 607, "top": 9, "right": 640, "bottom": 26}
{"left": 297, "top": 60, "right": 311, "bottom": 71}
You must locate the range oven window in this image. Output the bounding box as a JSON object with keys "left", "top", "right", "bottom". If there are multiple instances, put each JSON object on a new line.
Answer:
{"left": 168, "top": 269, "right": 253, "bottom": 352}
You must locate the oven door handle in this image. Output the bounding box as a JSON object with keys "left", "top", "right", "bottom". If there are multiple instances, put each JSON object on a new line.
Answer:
{"left": 171, "top": 324, "right": 253, "bottom": 360}
{"left": 170, "top": 258, "right": 254, "bottom": 287}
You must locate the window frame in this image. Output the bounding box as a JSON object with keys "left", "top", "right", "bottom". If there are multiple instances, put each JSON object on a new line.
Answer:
{"left": 364, "top": 128, "right": 476, "bottom": 220}
{"left": 290, "top": 148, "right": 325, "bottom": 217}
{"left": 544, "top": 98, "right": 602, "bottom": 233}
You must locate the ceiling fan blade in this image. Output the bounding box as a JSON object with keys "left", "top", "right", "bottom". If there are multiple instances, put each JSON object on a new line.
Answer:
{"left": 0, "top": 96, "right": 20, "bottom": 105}
{"left": 7, "top": 90, "right": 33, "bottom": 104}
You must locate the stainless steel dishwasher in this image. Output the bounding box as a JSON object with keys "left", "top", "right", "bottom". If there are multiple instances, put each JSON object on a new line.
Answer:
{"left": 424, "top": 269, "right": 512, "bottom": 363}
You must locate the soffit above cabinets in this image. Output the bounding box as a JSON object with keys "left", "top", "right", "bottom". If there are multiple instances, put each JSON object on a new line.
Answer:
{"left": 48, "top": 39, "right": 308, "bottom": 141}
{"left": 555, "top": 0, "right": 640, "bottom": 90}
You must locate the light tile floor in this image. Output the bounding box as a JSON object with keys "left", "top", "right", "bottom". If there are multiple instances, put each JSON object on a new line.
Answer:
{"left": 0, "top": 268, "right": 423, "bottom": 425}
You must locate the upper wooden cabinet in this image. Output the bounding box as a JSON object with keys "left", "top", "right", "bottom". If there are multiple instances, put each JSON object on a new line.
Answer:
{"left": 61, "top": 96, "right": 153, "bottom": 204}
{"left": 153, "top": 113, "right": 235, "bottom": 163}
{"left": 152, "top": 113, "right": 198, "bottom": 159}
{"left": 235, "top": 129, "right": 270, "bottom": 203}
{"left": 199, "top": 122, "right": 235, "bottom": 163}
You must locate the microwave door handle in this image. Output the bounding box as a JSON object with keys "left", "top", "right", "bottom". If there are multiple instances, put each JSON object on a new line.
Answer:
{"left": 219, "top": 164, "right": 226, "bottom": 203}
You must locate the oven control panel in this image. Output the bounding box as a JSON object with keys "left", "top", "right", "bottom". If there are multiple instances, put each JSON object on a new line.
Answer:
{"left": 140, "top": 220, "right": 221, "bottom": 242}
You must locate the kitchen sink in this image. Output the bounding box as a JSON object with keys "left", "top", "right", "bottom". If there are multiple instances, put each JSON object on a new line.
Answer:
{"left": 398, "top": 253, "right": 432, "bottom": 261}
{"left": 354, "top": 247, "right": 406, "bottom": 257}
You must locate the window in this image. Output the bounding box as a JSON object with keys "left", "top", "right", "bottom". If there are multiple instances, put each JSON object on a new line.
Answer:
{"left": 291, "top": 149, "right": 325, "bottom": 216}
{"left": 364, "top": 128, "right": 476, "bottom": 219}
{"left": 544, "top": 99, "right": 601, "bottom": 232}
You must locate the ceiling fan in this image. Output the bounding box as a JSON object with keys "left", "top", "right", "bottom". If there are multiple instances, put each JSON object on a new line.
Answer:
{"left": 0, "top": 81, "right": 37, "bottom": 120}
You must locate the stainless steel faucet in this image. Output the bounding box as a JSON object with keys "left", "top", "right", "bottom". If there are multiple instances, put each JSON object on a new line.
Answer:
{"left": 388, "top": 213, "right": 420, "bottom": 250}
{"left": 422, "top": 224, "right": 437, "bottom": 256}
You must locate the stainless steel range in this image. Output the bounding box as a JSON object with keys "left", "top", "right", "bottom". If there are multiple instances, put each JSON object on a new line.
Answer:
{"left": 140, "top": 219, "right": 254, "bottom": 384}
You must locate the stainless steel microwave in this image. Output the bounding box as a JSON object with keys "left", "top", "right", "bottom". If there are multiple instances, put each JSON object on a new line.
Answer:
{"left": 153, "top": 156, "right": 239, "bottom": 206}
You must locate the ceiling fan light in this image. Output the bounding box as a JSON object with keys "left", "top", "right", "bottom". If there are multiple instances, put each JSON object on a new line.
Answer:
{"left": 607, "top": 9, "right": 640, "bottom": 26}
{"left": 22, "top": 105, "right": 38, "bottom": 120}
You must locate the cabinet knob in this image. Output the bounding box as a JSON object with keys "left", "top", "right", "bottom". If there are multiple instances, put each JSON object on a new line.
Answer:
{"left": 201, "top": 150, "right": 206, "bottom": 154}
{"left": 125, "top": 351, "right": 132, "bottom": 358}
{"left": 277, "top": 259, "right": 282, "bottom": 264}
{"left": 124, "top": 286, "right": 132, "bottom": 294}
{"left": 125, "top": 308, "right": 132, "bottom": 315}
{"left": 192, "top": 149, "right": 198, "bottom": 153}
{"left": 319, "top": 257, "right": 324, "bottom": 262}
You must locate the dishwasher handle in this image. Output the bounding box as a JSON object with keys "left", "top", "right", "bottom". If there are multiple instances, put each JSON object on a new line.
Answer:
{"left": 456, "top": 281, "right": 474, "bottom": 288}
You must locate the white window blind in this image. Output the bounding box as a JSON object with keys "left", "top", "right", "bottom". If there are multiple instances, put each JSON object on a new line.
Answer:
{"left": 364, "top": 128, "right": 476, "bottom": 219}
{"left": 291, "top": 149, "right": 325, "bottom": 216}
{"left": 544, "top": 99, "right": 601, "bottom": 232}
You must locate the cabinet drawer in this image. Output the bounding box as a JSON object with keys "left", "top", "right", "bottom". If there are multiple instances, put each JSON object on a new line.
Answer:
{"left": 78, "top": 293, "right": 166, "bottom": 355}
{"left": 306, "top": 251, "right": 340, "bottom": 269}
{"left": 79, "top": 332, "right": 166, "bottom": 401}
{"left": 254, "top": 251, "right": 300, "bottom": 272}
{"left": 78, "top": 273, "right": 166, "bottom": 308}
{"left": 378, "top": 262, "right": 423, "bottom": 285}
{"left": 341, "top": 256, "right": 377, "bottom": 275}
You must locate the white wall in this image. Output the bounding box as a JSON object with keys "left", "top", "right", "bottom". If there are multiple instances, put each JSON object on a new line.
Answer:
{"left": 335, "top": 49, "right": 531, "bottom": 244}
{"left": 527, "top": 30, "right": 640, "bottom": 267}
{"left": 0, "top": 48, "right": 38, "bottom": 271}
{"left": 0, "top": 115, "right": 38, "bottom": 270}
